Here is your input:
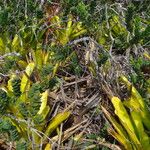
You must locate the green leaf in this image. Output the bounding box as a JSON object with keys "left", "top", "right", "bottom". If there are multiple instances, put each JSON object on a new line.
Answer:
{"left": 0, "top": 37, "right": 5, "bottom": 54}
{"left": 11, "top": 34, "right": 20, "bottom": 51}
{"left": 130, "top": 110, "right": 150, "bottom": 149}
{"left": 32, "top": 50, "right": 43, "bottom": 70}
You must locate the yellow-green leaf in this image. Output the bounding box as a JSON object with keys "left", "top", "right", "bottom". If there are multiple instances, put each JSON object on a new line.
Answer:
{"left": 131, "top": 110, "right": 150, "bottom": 149}
{"left": 111, "top": 97, "right": 140, "bottom": 146}
{"left": 45, "top": 111, "right": 71, "bottom": 137}
{"left": 143, "top": 52, "right": 150, "bottom": 60}
{"left": 17, "top": 60, "right": 28, "bottom": 69}
{"left": 43, "top": 52, "right": 49, "bottom": 65}
{"left": 20, "top": 62, "right": 35, "bottom": 93}
{"left": 11, "top": 34, "right": 20, "bottom": 50}
{"left": 38, "top": 90, "right": 49, "bottom": 115}
{"left": 102, "top": 106, "right": 129, "bottom": 140}
{"left": 108, "top": 128, "right": 133, "bottom": 150}
{"left": 7, "top": 74, "right": 16, "bottom": 92}
{"left": 33, "top": 50, "right": 43, "bottom": 70}
{"left": 40, "top": 106, "right": 50, "bottom": 120}
{"left": 120, "top": 76, "right": 150, "bottom": 130}
{"left": 52, "top": 62, "right": 59, "bottom": 77}
{"left": 123, "top": 96, "right": 141, "bottom": 110}
{"left": 71, "top": 29, "right": 87, "bottom": 39}
{"left": 0, "top": 37, "right": 5, "bottom": 54}
{"left": 120, "top": 76, "right": 145, "bottom": 108}
{"left": 44, "top": 143, "right": 52, "bottom": 150}
{"left": 51, "top": 15, "right": 61, "bottom": 27}
{"left": 66, "top": 15, "right": 73, "bottom": 37}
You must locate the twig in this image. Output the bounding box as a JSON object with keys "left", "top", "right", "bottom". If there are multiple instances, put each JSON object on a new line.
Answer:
{"left": 0, "top": 73, "right": 9, "bottom": 77}
{"left": 83, "top": 139, "right": 121, "bottom": 150}
{"left": 57, "top": 123, "right": 63, "bottom": 150}
{"left": 0, "top": 52, "right": 20, "bottom": 60}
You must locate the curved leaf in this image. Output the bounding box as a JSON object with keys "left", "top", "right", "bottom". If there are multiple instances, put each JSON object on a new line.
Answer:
{"left": 38, "top": 90, "right": 49, "bottom": 115}
{"left": 20, "top": 62, "right": 35, "bottom": 93}
{"left": 45, "top": 111, "right": 71, "bottom": 138}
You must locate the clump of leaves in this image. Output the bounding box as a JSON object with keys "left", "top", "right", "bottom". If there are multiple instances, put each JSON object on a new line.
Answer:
{"left": 0, "top": 119, "right": 20, "bottom": 141}
{"left": 102, "top": 76, "right": 150, "bottom": 150}
{"left": 130, "top": 56, "right": 150, "bottom": 97}
{"left": 46, "top": 15, "right": 87, "bottom": 46}
{"left": 0, "top": 63, "right": 71, "bottom": 149}
{"left": 0, "top": 0, "right": 44, "bottom": 35}
{"left": 0, "top": 89, "right": 9, "bottom": 114}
